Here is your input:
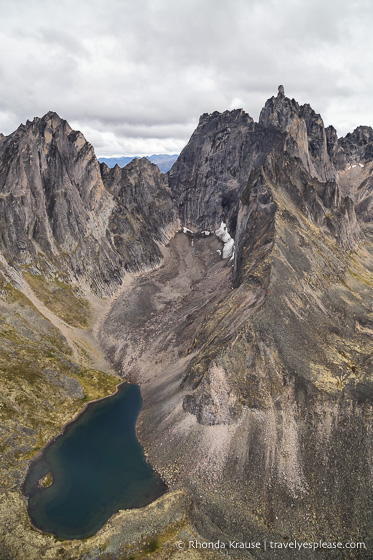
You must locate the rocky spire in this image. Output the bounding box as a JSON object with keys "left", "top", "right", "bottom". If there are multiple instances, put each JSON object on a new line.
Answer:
{"left": 259, "top": 87, "right": 335, "bottom": 181}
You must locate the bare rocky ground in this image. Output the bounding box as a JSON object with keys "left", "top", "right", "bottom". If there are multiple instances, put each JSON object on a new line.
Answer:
{"left": 99, "top": 232, "right": 268, "bottom": 558}
{"left": 100, "top": 232, "right": 231, "bottom": 381}
{"left": 100, "top": 206, "right": 373, "bottom": 559}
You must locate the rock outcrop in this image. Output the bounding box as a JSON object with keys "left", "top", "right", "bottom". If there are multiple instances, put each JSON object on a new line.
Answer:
{"left": 259, "top": 85, "right": 336, "bottom": 182}
{"left": 183, "top": 362, "right": 240, "bottom": 425}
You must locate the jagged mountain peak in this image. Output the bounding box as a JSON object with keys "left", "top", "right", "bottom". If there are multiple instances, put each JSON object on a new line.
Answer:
{"left": 0, "top": 112, "right": 181, "bottom": 295}
{"left": 17, "top": 111, "right": 71, "bottom": 136}
{"left": 259, "top": 87, "right": 325, "bottom": 131}
{"left": 126, "top": 155, "right": 159, "bottom": 170}
{"left": 11, "top": 112, "right": 96, "bottom": 159}
{"left": 197, "top": 107, "right": 253, "bottom": 130}
{"left": 99, "top": 155, "right": 162, "bottom": 186}
{"left": 334, "top": 124, "right": 373, "bottom": 171}
{"left": 259, "top": 86, "right": 329, "bottom": 140}
{"left": 342, "top": 124, "right": 373, "bottom": 144}
{"left": 260, "top": 88, "right": 299, "bottom": 126}
{"left": 31, "top": 110, "right": 65, "bottom": 125}
{"left": 259, "top": 87, "right": 334, "bottom": 181}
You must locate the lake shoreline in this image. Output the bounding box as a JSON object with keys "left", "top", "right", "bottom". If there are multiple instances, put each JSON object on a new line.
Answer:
{"left": 21, "top": 377, "right": 126, "bottom": 536}
{"left": 22, "top": 378, "right": 168, "bottom": 540}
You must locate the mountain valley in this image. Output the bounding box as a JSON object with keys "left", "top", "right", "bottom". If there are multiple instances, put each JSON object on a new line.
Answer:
{"left": 0, "top": 86, "right": 372, "bottom": 559}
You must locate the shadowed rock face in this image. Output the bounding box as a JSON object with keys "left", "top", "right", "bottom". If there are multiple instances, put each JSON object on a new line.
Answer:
{"left": 333, "top": 126, "right": 373, "bottom": 223}
{"left": 1, "top": 90, "right": 373, "bottom": 559}
{"left": 100, "top": 157, "right": 179, "bottom": 271}
{"left": 168, "top": 108, "right": 284, "bottom": 234}
{"left": 335, "top": 125, "right": 373, "bottom": 168}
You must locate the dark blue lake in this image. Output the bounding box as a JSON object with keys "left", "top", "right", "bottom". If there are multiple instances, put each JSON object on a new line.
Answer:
{"left": 23, "top": 383, "right": 167, "bottom": 540}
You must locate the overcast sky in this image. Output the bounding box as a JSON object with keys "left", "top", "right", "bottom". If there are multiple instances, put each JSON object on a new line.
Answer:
{"left": 0, "top": 0, "right": 372, "bottom": 156}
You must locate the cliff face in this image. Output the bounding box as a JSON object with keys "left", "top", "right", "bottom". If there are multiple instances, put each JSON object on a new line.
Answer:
{"left": 334, "top": 125, "right": 373, "bottom": 168}
{"left": 333, "top": 126, "right": 373, "bottom": 225}
{"left": 0, "top": 113, "right": 111, "bottom": 264}
{"left": 1, "top": 90, "right": 373, "bottom": 559}
{"left": 259, "top": 86, "right": 336, "bottom": 182}
{"left": 0, "top": 113, "right": 178, "bottom": 295}
{"left": 168, "top": 108, "right": 284, "bottom": 234}
{"left": 101, "top": 157, "right": 179, "bottom": 270}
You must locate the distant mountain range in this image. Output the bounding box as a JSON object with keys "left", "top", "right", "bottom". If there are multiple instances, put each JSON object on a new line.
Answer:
{"left": 98, "top": 153, "right": 179, "bottom": 173}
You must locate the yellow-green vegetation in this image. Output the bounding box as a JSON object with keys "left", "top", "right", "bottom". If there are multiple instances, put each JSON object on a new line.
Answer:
{"left": 0, "top": 274, "right": 118, "bottom": 461}
{"left": 348, "top": 267, "right": 373, "bottom": 288}
{"left": 1, "top": 273, "right": 205, "bottom": 560}
{"left": 40, "top": 472, "right": 53, "bottom": 488}
{"left": 23, "top": 272, "right": 91, "bottom": 327}
{"left": 0, "top": 280, "right": 123, "bottom": 559}
{"left": 0, "top": 306, "right": 118, "bottom": 463}
{"left": 0, "top": 273, "right": 32, "bottom": 305}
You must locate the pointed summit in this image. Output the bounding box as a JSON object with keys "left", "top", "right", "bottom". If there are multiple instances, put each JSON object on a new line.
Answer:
{"left": 259, "top": 88, "right": 334, "bottom": 181}
{"left": 41, "top": 110, "right": 63, "bottom": 121}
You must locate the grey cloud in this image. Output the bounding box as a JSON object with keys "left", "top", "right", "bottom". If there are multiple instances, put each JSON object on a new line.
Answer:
{"left": 0, "top": 0, "right": 372, "bottom": 154}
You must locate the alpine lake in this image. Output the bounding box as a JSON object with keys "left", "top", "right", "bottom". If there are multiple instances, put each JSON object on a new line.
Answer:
{"left": 22, "top": 383, "right": 167, "bottom": 540}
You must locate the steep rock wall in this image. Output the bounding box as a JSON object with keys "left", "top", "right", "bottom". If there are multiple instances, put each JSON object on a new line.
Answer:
{"left": 168, "top": 108, "right": 284, "bottom": 234}
{"left": 259, "top": 86, "right": 336, "bottom": 182}
{"left": 0, "top": 114, "right": 179, "bottom": 295}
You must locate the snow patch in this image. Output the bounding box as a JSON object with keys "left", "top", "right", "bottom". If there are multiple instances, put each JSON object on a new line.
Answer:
{"left": 223, "top": 238, "right": 235, "bottom": 259}
{"left": 352, "top": 164, "right": 357, "bottom": 168}
{"left": 201, "top": 231, "right": 211, "bottom": 236}
{"left": 183, "top": 227, "right": 194, "bottom": 234}
{"left": 347, "top": 166, "right": 351, "bottom": 170}
{"left": 359, "top": 163, "right": 365, "bottom": 168}
{"left": 215, "top": 221, "right": 235, "bottom": 259}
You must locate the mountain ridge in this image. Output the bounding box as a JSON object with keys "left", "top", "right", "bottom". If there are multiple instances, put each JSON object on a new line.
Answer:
{"left": 0, "top": 87, "right": 372, "bottom": 559}
{"left": 98, "top": 153, "right": 179, "bottom": 173}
